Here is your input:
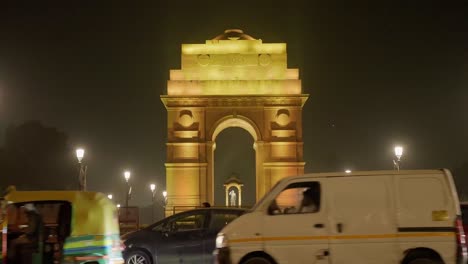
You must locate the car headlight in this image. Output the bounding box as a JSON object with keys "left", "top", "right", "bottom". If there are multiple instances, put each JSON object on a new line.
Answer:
{"left": 216, "top": 233, "right": 229, "bottom": 248}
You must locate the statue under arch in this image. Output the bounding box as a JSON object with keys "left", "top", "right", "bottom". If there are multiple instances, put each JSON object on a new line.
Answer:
{"left": 224, "top": 173, "right": 244, "bottom": 207}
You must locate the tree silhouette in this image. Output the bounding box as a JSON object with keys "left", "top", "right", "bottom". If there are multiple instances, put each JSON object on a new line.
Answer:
{"left": 0, "top": 121, "right": 77, "bottom": 191}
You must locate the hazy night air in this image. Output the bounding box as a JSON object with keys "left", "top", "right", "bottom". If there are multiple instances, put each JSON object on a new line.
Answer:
{"left": 0, "top": 1, "right": 467, "bottom": 214}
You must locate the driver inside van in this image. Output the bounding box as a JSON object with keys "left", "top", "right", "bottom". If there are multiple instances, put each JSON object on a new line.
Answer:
{"left": 298, "top": 188, "right": 319, "bottom": 213}
{"left": 8, "top": 203, "right": 43, "bottom": 262}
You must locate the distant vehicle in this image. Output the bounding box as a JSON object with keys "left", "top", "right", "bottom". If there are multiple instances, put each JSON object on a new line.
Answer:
{"left": 122, "top": 207, "right": 246, "bottom": 264}
{"left": 215, "top": 169, "right": 467, "bottom": 264}
{"left": 1, "top": 188, "right": 123, "bottom": 264}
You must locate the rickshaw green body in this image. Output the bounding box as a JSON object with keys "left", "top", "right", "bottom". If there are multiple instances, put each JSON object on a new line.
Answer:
{"left": 1, "top": 190, "right": 124, "bottom": 264}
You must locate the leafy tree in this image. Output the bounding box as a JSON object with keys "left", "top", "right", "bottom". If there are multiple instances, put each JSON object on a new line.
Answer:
{"left": 0, "top": 121, "right": 77, "bottom": 191}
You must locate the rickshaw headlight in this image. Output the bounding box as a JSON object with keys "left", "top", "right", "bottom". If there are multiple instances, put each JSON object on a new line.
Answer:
{"left": 216, "top": 233, "right": 229, "bottom": 248}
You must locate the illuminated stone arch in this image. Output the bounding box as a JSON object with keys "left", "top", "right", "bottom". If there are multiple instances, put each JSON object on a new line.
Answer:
{"left": 161, "top": 29, "right": 308, "bottom": 215}
{"left": 210, "top": 115, "right": 261, "bottom": 142}
{"left": 209, "top": 115, "right": 259, "bottom": 206}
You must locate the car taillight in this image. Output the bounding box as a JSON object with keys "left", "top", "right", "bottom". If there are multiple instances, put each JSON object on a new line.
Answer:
{"left": 455, "top": 216, "right": 468, "bottom": 264}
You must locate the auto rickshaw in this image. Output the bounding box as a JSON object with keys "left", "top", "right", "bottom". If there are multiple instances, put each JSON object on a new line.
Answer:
{"left": 0, "top": 187, "right": 124, "bottom": 264}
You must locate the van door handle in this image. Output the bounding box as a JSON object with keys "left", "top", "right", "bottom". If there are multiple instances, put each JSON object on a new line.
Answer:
{"left": 316, "top": 249, "right": 329, "bottom": 260}
{"left": 337, "top": 223, "right": 343, "bottom": 233}
{"left": 314, "top": 223, "right": 324, "bottom": 228}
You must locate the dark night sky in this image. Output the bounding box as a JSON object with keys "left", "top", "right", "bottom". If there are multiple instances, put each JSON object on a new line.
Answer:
{"left": 1, "top": 1, "right": 467, "bottom": 207}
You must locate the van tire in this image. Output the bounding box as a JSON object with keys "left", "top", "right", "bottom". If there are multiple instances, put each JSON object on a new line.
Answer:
{"left": 408, "top": 258, "right": 443, "bottom": 264}
{"left": 125, "top": 249, "right": 152, "bottom": 264}
{"left": 242, "top": 256, "right": 273, "bottom": 264}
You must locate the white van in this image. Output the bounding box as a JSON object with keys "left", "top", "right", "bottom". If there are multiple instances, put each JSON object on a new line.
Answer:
{"left": 214, "top": 169, "right": 467, "bottom": 264}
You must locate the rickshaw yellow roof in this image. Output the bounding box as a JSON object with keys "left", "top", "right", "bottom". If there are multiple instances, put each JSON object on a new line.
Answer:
{"left": 5, "top": 190, "right": 111, "bottom": 206}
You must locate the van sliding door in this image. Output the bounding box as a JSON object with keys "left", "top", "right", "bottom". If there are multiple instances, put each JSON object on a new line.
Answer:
{"left": 327, "top": 176, "right": 398, "bottom": 264}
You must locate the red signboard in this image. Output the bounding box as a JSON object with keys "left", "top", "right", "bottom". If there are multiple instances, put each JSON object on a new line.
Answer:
{"left": 118, "top": 206, "right": 139, "bottom": 234}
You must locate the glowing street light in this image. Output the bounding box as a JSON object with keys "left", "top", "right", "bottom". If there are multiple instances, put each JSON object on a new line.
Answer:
{"left": 393, "top": 146, "right": 404, "bottom": 171}
{"left": 76, "top": 148, "right": 87, "bottom": 191}
{"left": 107, "top": 194, "right": 113, "bottom": 200}
{"left": 395, "top": 146, "right": 403, "bottom": 160}
{"left": 345, "top": 169, "right": 352, "bottom": 174}
{"left": 117, "top": 204, "right": 121, "bottom": 208}
{"left": 76, "top": 149, "right": 84, "bottom": 163}
{"left": 124, "top": 171, "right": 131, "bottom": 182}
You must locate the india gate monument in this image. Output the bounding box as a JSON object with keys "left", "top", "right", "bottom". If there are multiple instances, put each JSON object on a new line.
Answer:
{"left": 161, "top": 29, "right": 308, "bottom": 215}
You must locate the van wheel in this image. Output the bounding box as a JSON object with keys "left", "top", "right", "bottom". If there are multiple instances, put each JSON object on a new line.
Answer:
{"left": 126, "top": 250, "right": 152, "bottom": 264}
{"left": 408, "top": 258, "right": 443, "bottom": 264}
{"left": 242, "top": 256, "right": 273, "bottom": 264}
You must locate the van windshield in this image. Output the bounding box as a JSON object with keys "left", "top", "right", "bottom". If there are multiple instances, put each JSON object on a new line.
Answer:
{"left": 251, "top": 181, "right": 282, "bottom": 211}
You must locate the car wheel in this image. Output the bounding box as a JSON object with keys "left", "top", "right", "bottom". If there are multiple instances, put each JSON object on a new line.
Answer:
{"left": 126, "top": 250, "right": 152, "bottom": 264}
{"left": 408, "top": 258, "right": 443, "bottom": 264}
{"left": 242, "top": 256, "right": 273, "bottom": 264}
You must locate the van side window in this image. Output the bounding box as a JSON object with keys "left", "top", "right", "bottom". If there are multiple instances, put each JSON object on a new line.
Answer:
{"left": 269, "top": 182, "right": 321, "bottom": 215}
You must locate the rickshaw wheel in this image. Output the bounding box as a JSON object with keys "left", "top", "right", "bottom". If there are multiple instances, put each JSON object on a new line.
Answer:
{"left": 126, "top": 249, "right": 152, "bottom": 264}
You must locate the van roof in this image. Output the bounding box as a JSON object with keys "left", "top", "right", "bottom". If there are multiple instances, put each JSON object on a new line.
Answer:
{"left": 286, "top": 169, "right": 448, "bottom": 180}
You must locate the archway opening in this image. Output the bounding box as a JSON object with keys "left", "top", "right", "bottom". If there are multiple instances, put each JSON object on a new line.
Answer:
{"left": 214, "top": 127, "right": 255, "bottom": 207}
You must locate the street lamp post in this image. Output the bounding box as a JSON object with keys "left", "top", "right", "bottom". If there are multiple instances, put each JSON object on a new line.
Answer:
{"left": 116, "top": 203, "right": 121, "bottom": 219}
{"left": 76, "top": 148, "right": 87, "bottom": 191}
{"left": 124, "top": 171, "right": 131, "bottom": 213}
{"left": 162, "top": 190, "right": 168, "bottom": 208}
{"left": 393, "top": 146, "right": 404, "bottom": 171}
{"left": 150, "top": 184, "right": 156, "bottom": 222}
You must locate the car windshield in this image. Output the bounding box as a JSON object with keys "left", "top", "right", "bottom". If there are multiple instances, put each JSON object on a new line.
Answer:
{"left": 148, "top": 219, "right": 166, "bottom": 232}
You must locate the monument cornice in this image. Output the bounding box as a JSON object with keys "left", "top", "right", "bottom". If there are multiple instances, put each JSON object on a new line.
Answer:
{"left": 161, "top": 94, "right": 309, "bottom": 108}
